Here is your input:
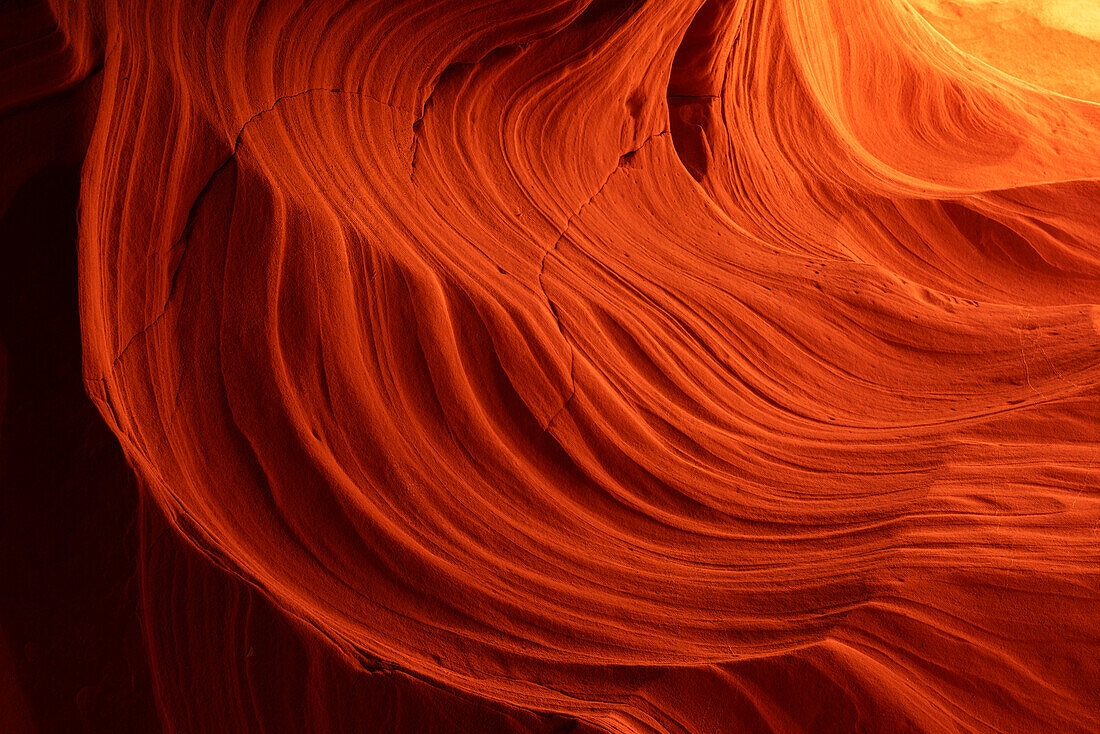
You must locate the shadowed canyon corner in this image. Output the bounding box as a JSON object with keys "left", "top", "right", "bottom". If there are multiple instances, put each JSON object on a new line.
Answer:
{"left": 2, "top": 0, "right": 1099, "bottom": 732}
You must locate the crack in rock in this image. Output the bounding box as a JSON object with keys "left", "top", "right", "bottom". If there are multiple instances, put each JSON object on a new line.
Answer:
{"left": 537, "top": 130, "right": 668, "bottom": 433}
{"left": 107, "top": 87, "right": 407, "bottom": 374}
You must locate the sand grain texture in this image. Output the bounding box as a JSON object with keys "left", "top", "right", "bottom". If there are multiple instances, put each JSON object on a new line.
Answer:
{"left": 3, "top": 0, "right": 1100, "bottom": 732}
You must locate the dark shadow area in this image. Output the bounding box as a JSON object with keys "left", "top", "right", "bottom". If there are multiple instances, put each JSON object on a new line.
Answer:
{"left": 0, "top": 164, "right": 162, "bottom": 734}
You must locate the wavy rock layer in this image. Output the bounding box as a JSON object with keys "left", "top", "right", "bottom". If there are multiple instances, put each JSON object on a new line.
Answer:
{"left": 5, "top": 0, "right": 1100, "bottom": 731}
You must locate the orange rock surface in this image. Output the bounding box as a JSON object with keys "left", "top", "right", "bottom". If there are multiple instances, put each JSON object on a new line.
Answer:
{"left": 3, "top": 0, "right": 1099, "bottom": 731}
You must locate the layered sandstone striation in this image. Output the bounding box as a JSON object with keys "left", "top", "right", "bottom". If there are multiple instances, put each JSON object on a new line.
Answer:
{"left": 4, "top": 0, "right": 1100, "bottom": 731}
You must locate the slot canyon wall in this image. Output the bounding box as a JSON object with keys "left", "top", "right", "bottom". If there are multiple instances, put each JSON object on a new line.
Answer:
{"left": 2, "top": 0, "right": 1099, "bottom": 732}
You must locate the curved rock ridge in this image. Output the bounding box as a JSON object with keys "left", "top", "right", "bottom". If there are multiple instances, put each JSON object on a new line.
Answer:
{"left": 913, "top": 0, "right": 1100, "bottom": 104}
{"left": 4, "top": 0, "right": 1099, "bottom": 731}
